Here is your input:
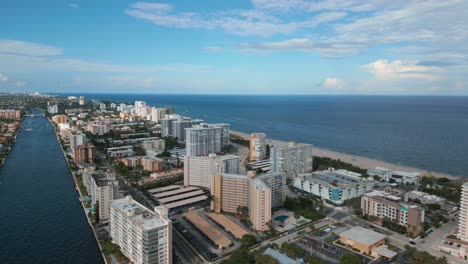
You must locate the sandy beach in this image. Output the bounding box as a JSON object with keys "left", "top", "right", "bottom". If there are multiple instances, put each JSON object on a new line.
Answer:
{"left": 230, "top": 130, "right": 460, "bottom": 180}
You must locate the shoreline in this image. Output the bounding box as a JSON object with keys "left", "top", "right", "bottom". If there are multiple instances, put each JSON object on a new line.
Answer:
{"left": 230, "top": 130, "right": 461, "bottom": 181}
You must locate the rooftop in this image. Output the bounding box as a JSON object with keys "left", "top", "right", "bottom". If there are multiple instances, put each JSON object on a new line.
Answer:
{"left": 263, "top": 248, "right": 304, "bottom": 264}
{"left": 112, "top": 197, "right": 169, "bottom": 231}
{"left": 340, "top": 226, "right": 386, "bottom": 246}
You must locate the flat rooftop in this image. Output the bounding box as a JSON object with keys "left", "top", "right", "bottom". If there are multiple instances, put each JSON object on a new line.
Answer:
{"left": 148, "top": 185, "right": 181, "bottom": 194}
{"left": 164, "top": 195, "right": 208, "bottom": 209}
{"left": 208, "top": 213, "right": 248, "bottom": 239}
{"left": 153, "top": 186, "right": 200, "bottom": 199}
{"left": 112, "top": 197, "right": 168, "bottom": 231}
{"left": 157, "top": 190, "right": 205, "bottom": 204}
{"left": 340, "top": 226, "right": 386, "bottom": 246}
{"left": 184, "top": 211, "right": 231, "bottom": 248}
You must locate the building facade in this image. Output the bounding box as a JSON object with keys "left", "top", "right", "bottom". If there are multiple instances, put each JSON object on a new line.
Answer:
{"left": 250, "top": 133, "right": 267, "bottom": 161}
{"left": 270, "top": 142, "right": 313, "bottom": 179}
{"left": 185, "top": 123, "right": 230, "bottom": 157}
{"left": 0, "top": 109, "right": 21, "bottom": 120}
{"left": 256, "top": 172, "right": 287, "bottom": 209}
{"left": 110, "top": 197, "right": 172, "bottom": 264}
{"left": 72, "top": 143, "right": 95, "bottom": 164}
{"left": 248, "top": 178, "right": 272, "bottom": 231}
{"left": 184, "top": 154, "right": 240, "bottom": 189}
{"left": 458, "top": 183, "right": 468, "bottom": 241}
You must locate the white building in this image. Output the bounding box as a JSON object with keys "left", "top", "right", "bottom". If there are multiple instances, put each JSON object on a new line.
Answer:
{"left": 250, "top": 133, "right": 267, "bottom": 161}
{"left": 293, "top": 169, "right": 374, "bottom": 206}
{"left": 69, "top": 132, "right": 87, "bottom": 150}
{"left": 184, "top": 154, "right": 240, "bottom": 189}
{"left": 270, "top": 142, "right": 313, "bottom": 179}
{"left": 367, "top": 167, "right": 420, "bottom": 184}
{"left": 135, "top": 101, "right": 146, "bottom": 108}
{"left": 185, "top": 123, "right": 230, "bottom": 156}
{"left": 99, "top": 103, "right": 106, "bottom": 110}
{"left": 142, "top": 139, "right": 166, "bottom": 151}
{"left": 87, "top": 123, "right": 111, "bottom": 135}
{"left": 459, "top": 183, "right": 468, "bottom": 242}
{"left": 110, "top": 196, "right": 172, "bottom": 264}
{"left": 47, "top": 102, "right": 58, "bottom": 114}
{"left": 83, "top": 170, "right": 118, "bottom": 222}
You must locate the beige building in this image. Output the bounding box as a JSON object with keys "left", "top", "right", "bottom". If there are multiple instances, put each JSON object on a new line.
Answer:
{"left": 0, "top": 109, "right": 21, "bottom": 120}
{"left": 248, "top": 178, "right": 271, "bottom": 231}
{"left": 72, "top": 143, "right": 95, "bottom": 164}
{"left": 184, "top": 154, "right": 240, "bottom": 189}
{"left": 213, "top": 173, "right": 273, "bottom": 231}
{"left": 250, "top": 133, "right": 267, "bottom": 161}
{"left": 361, "top": 190, "right": 425, "bottom": 237}
{"left": 339, "top": 226, "right": 396, "bottom": 260}
{"left": 141, "top": 157, "right": 164, "bottom": 172}
{"left": 52, "top": 114, "right": 68, "bottom": 124}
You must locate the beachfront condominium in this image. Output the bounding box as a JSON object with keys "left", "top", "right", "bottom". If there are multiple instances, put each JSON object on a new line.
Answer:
{"left": 185, "top": 123, "right": 230, "bottom": 156}
{"left": 184, "top": 154, "right": 240, "bottom": 189}
{"left": 458, "top": 183, "right": 468, "bottom": 241}
{"left": 361, "top": 190, "right": 425, "bottom": 237}
{"left": 248, "top": 178, "right": 272, "bottom": 231}
{"left": 213, "top": 173, "right": 275, "bottom": 231}
{"left": 294, "top": 169, "right": 374, "bottom": 206}
{"left": 256, "top": 172, "right": 287, "bottom": 209}
{"left": 161, "top": 115, "right": 203, "bottom": 141}
{"left": 250, "top": 133, "right": 267, "bottom": 161}
{"left": 270, "top": 142, "right": 313, "bottom": 179}
{"left": 110, "top": 196, "right": 172, "bottom": 264}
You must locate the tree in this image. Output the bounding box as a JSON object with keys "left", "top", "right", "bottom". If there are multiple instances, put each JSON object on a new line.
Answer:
{"left": 339, "top": 254, "right": 362, "bottom": 264}
{"left": 241, "top": 234, "right": 257, "bottom": 248}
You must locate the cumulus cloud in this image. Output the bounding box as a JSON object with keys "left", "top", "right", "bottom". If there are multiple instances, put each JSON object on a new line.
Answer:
{"left": 0, "top": 73, "right": 8, "bottom": 82}
{"left": 362, "top": 60, "right": 444, "bottom": 81}
{"left": 322, "top": 77, "right": 344, "bottom": 89}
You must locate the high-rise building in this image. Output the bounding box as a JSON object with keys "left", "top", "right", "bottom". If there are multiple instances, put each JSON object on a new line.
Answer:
{"left": 270, "top": 142, "right": 313, "bottom": 179}
{"left": 257, "top": 172, "right": 286, "bottom": 209}
{"left": 459, "top": 183, "right": 468, "bottom": 241}
{"left": 184, "top": 154, "right": 240, "bottom": 189}
{"left": 185, "top": 123, "right": 230, "bottom": 156}
{"left": 83, "top": 170, "right": 118, "bottom": 222}
{"left": 250, "top": 133, "right": 267, "bottom": 161}
{"left": 0, "top": 109, "right": 21, "bottom": 120}
{"left": 134, "top": 101, "right": 146, "bottom": 108}
{"left": 47, "top": 102, "right": 59, "bottom": 114}
{"left": 79, "top": 96, "right": 85, "bottom": 105}
{"left": 72, "top": 143, "right": 95, "bottom": 164}
{"left": 99, "top": 103, "right": 106, "bottom": 110}
{"left": 52, "top": 115, "right": 68, "bottom": 125}
{"left": 110, "top": 196, "right": 172, "bottom": 264}
{"left": 248, "top": 178, "right": 271, "bottom": 231}
{"left": 69, "top": 132, "right": 87, "bottom": 150}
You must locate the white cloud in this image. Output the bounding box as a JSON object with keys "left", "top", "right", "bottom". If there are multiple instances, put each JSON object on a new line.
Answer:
{"left": 0, "top": 39, "right": 63, "bottom": 56}
{"left": 0, "top": 73, "right": 8, "bottom": 82}
{"left": 68, "top": 3, "right": 79, "bottom": 8}
{"left": 323, "top": 77, "right": 344, "bottom": 89}
{"left": 125, "top": 2, "right": 346, "bottom": 37}
{"left": 362, "top": 60, "right": 443, "bottom": 81}
{"left": 15, "top": 81, "right": 26, "bottom": 87}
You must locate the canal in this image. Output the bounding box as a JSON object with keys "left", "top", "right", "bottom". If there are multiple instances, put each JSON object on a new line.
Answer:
{"left": 0, "top": 116, "right": 103, "bottom": 263}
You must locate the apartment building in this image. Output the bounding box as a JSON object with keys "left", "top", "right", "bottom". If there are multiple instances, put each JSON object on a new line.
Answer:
{"left": 0, "top": 109, "right": 21, "bottom": 120}
{"left": 248, "top": 178, "right": 272, "bottom": 231}
{"left": 184, "top": 154, "right": 240, "bottom": 189}
{"left": 458, "top": 183, "right": 468, "bottom": 241}
{"left": 361, "top": 190, "right": 425, "bottom": 237}
{"left": 69, "top": 132, "right": 87, "bottom": 150}
{"left": 83, "top": 170, "right": 118, "bottom": 222}
{"left": 141, "top": 139, "right": 166, "bottom": 151}
{"left": 141, "top": 157, "right": 164, "bottom": 172}
{"left": 87, "top": 123, "right": 111, "bottom": 135}
{"left": 270, "top": 142, "right": 313, "bottom": 179}
{"left": 250, "top": 133, "right": 267, "bottom": 161}
{"left": 257, "top": 172, "right": 287, "bottom": 209}
{"left": 185, "top": 123, "right": 230, "bottom": 156}
{"left": 52, "top": 115, "right": 68, "bottom": 125}
{"left": 72, "top": 143, "right": 95, "bottom": 164}
{"left": 110, "top": 196, "right": 172, "bottom": 264}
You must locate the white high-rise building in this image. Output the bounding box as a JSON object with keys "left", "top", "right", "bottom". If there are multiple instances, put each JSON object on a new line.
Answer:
{"left": 270, "top": 142, "right": 313, "bottom": 179}
{"left": 184, "top": 154, "right": 240, "bottom": 189}
{"left": 110, "top": 196, "right": 172, "bottom": 264}
{"left": 69, "top": 132, "right": 87, "bottom": 150}
{"left": 257, "top": 172, "right": 287, "bottom": 209}
{"left": 135, "top": 101, "right": 146, "bottom": 108}
{"left": 459, "top": 183, "right": 468, "bottom": 242}
{"left": 99, "top": 103, "right": 106, "bottom": 110}
{"left": 47, "top": 102, "right": 58, "bottom": 114}
{"left": 185, "top": 123, "right": 230, "bottom": 156}
{"left": 250, "top": 133, "right": 267, "bottom": 161}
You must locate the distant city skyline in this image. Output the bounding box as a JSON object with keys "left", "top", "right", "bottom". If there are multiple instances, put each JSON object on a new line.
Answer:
{"left": 0, "top": 0, "right": 467, "bottom": 95}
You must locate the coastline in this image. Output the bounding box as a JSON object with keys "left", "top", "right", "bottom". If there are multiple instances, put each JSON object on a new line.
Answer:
{"left": 230, "top": 130, "right": 461, "bottom": 180}
{"left": 49, "top": 117, "right": 107, "bottom": 264}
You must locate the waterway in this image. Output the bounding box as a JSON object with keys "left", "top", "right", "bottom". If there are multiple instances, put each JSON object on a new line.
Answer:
{"left": 0, "top": 116, "right": 103, "bottom": 263}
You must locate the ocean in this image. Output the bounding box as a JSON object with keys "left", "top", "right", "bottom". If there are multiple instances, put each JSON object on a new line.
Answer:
{"left": 73, "top": 94, "right": 468, "bottom": 177}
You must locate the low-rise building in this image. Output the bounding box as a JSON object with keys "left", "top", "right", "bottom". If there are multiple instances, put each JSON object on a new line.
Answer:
{"left": 87, "top": 123, "right": 111, "bottom": 135}
{"left": 141, "top": 157, "right": 164, "bottom": 172}
{"left": 293, "top": 168, "right": 374, "bottom": 206}
{"left": 107, "top": 146, "right": 134, "bottom": 158}
{"left": 361, "top": 190, "right": 425, "bottom": 237}
{"left": 367, "top": 167, "right": 420, "bottom": 184}
{"left": 339, "top": 227, "right": 396, "bottom": 260}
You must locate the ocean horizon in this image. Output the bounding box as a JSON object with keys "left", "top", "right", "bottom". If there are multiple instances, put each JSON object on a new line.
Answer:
{"left": 60, "top": 93, "right": 468, "bottom": 177}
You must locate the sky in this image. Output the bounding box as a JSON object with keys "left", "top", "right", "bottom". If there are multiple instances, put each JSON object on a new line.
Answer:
{"left": 0, "top": 0, "right": 467, "bottom": 95}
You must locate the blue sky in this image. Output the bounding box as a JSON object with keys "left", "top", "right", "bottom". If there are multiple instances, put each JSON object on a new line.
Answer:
{"left": 0, "top": 0, "right": 467, "bottom": 95}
